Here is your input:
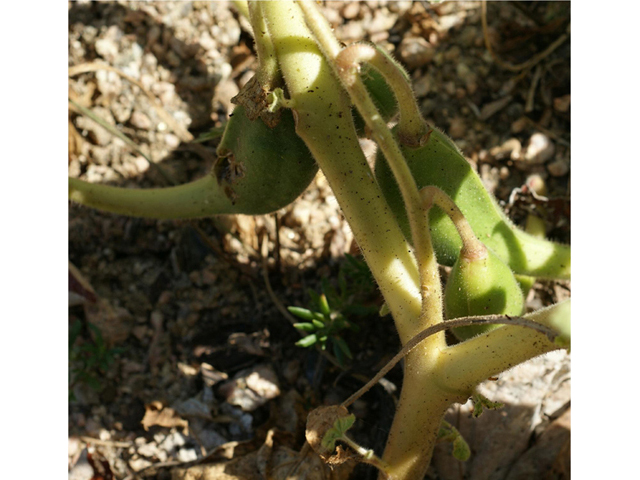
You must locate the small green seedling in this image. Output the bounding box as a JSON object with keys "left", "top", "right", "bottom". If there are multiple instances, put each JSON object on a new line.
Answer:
{"left": 289, "top": 293, "right": 358, "bottom": 366}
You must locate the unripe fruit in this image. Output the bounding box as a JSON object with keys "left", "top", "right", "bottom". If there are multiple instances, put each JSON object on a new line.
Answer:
{"left": 69, "top": 105, "right": 318, "bottom": 219}
{"left": 444, "top": 246, "right": 525, "bottom": 341}
{"left": 374, "top": 127, "right": 570, "bottom": 279}
{"left": 214, "top": 105, "right": 318, "bottom": 214}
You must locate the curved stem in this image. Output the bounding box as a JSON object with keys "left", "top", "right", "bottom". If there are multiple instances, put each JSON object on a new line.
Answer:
{"left": 248, "top": 2, "right": 279, "bottom": 89}
{"left": 434, "top": 299, "right": 570, "bottom": 393}
{"left": 69, "top": 175, "right": 237, "bottom": 218}
{"left": 341, "top": 314, "right": 557, "bottom": 409}
{"left": 340, "top": 435, "right": 391, "bottom": 477}
{"left": 336, "top": 43, "right": 428, "bottom": 146}
{"left": 421, "top": 186, "right": 487, "bottom": 260}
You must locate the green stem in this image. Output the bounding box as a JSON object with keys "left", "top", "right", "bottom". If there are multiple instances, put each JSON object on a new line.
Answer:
{"left": 230, "top": 0, "right": 249, "bottom": 21}
{"left": 421, "top": 186, "right": 486, "bottom": 260}
{"left": 341, "top": 313, "right": 558, "bottom": 409}
{"left": 336, "top": 43, "right": 428, "bottom": 146}
{"left": 434, "top": 300, "right": 570, "bottom": 393}
{"left": 247, "top": 2, "right": 279, "bottom": 89}
{"left": 69, "top": 175, "right": 237, "bottom": 218}
{"left": 260, "top": 0, "right": 425, "bottom": 343}
{"left": 298, "top": 0, "right": 444, "bottom": 347}
{"left": 257, "top": 4, "right": 569, "bottom": 480}
{"left": 340, "top": 434, "right": 391, "bottom": 477}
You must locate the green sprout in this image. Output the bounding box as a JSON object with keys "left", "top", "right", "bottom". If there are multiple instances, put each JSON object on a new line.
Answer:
{"left": 288, "top": 292, "right": 359, "bottom": 366}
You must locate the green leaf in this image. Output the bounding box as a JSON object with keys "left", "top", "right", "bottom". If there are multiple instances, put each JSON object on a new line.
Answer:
{"left": 320, "top": 413, "right": 356, "bottom": 452}
{"left": 319, "top": 294, "right": 331, "bottom": 316}
{"left": 472, "top": 394, "right": 504, "bottom": 418}
{"left": 333, "top": 341, "right": 346, "bottom": 366}
{"left": 294, "top": 322, "right": 316, "bottom": 332}
{"left": 312, "top": 318, "right": 326, "bottom": 329}
{"left": 437, "top": 420, "right": 470, "bottom": 462}
{"left": 333, "top": 336, "right": 353, "bottom": 359}
{"left": 452, "top": 435, "right": 471, "bottom": 461}
{"left": 320, "top": 428, "right": 341, "bottom": 452}
{"left": 307, "top": 289, "right": 321, "bottom": 309}
{"left": 295, "top": 334, "right": 317, "bottom": 348}
{"left": 288, "top": 307, "right": 316, "bottom": 321}
{"left": 334, "top": 413, "right": 356, "bottom": 434}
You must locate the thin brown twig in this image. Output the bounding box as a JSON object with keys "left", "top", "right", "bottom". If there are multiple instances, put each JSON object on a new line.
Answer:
{"left": 341, "top": 315, "right": 558, "bottom": 408}
{"left": 260, "top": 234, "right": 299, "bottom": 326}
{"left": 69, "top": 62, "right": 194, "bottom": 143}
{"left": 481, "top": 1, "right": 569, "bottom": 73}
{"left": 525, "top": 64, "right": 543, "bottom": 113}
{"left": 80, "top": 436, "right": 132, "bottom": 448}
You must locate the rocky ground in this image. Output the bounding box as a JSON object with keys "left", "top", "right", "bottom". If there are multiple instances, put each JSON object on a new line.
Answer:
{"left": 68, "top": 2, "right": 570, "bottom": 479}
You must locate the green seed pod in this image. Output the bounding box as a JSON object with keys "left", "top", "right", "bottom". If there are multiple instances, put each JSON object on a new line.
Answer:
{"left": 444, "top": 246, "right": 524, "bottom": 341}
{"left": 374, "top": 127, "right": 570, "bottom": 279}
{"left": 69, "top": 105, "right": 318, "bottom": 219}
{"left": 214, "top": 105, "right": 318, "bottom": 214}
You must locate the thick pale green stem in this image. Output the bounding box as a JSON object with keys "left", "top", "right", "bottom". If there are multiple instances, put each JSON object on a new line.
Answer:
{"left": 296, "top": 0, "right": 444, "bottom": 349}
{"left": 260, "top": 0, "right": 426, "bottom": 342}
{"left": 383, "top": 381, "right": 460, "bottom": 480}
{"left": 261, "top": 4, "right": 450, "bottom": 479}
{"left": 69, "top": 175, "right": 237, "bottom": 218}
{"left": 248, "top": 2, "right": 279, "bottom": 88}
{"left": 334, "top": 54, "right": 442, "bottom": 333}
{"left": 434, "top": 300, "right": 570, "bottom": 393}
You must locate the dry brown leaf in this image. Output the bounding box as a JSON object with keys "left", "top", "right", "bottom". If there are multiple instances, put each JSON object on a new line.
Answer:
{"left": 305, "top": 405, "right": 351, "bottom": 462}
{"left": 172, "top": 451, "right": 263, "bottom": 480}
{"left": 141, "top": 401, "right": 189, "bottom": 435}
{"left": 83, "top": 298, "right": 133, "bottom": 347}
{"left": 172, "top": 428, "right": 354, "bottom": 480}
{"left": 261, "top": 428, "right": 354, "bottom": 480}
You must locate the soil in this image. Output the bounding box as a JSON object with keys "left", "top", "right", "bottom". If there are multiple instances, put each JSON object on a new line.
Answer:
{"left": 68, "top": 2, "right": 570, "bottom": 479}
